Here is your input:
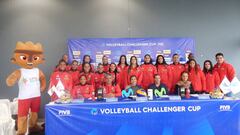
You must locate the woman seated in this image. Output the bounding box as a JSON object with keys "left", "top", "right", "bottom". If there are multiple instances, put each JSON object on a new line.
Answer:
{"left": 103, "top": 73, "right": 121, "bottom": 98}
{"left": 72, "top": 75, "right": 94, "bottom": 99}
{"left": 174, "top": 71, "right": 195, "bottom": 95}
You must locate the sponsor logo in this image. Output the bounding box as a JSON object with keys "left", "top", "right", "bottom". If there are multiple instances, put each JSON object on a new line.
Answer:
{"left": 219, "top": 105, "right": 231, "bottom": 111}
{"left": 91, "top": 108, "right": 98, "bottom": 115}
{"left": 58, "top": 110, "right": 71, "bottom": 116}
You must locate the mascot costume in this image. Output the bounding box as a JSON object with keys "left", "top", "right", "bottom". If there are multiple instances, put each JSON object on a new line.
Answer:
{"left": 6, "top": 41, "right": 46, "bottom": 135}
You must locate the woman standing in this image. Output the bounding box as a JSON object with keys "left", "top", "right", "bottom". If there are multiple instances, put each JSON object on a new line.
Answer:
{"left": 203, "top": 60, "right": 220, "bottom": 93}
{"left": 117, "top": 55, "right": 129, "bottom": 90}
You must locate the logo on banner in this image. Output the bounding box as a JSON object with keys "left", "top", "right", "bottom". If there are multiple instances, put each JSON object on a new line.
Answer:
{"left": 58, "top": 110, "right": 71, "bottom": 116}
{"left": 219, "top": 105, "right": 231, "bottom": 112}
{"left": 91, "top": 108, "right": 98, "bottom": 115}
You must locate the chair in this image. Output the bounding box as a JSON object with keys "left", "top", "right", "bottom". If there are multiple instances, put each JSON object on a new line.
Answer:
{"left": 0, "top": 99, "right": 16, "bottom": 135}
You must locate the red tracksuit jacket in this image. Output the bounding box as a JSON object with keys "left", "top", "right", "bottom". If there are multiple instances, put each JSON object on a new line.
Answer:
{"left": 117, "top": 65, "right": 128, "bottom": 90}
{"left": 108, "top": 71, "right": 120, "bottom": 86}
{"left": 94, "top": 72, "right": 105, "bottom": 89}
{"left": 71, "top": 84, "right": 94, "bottom": 98}
{"left": 204, "top": 71, "right": 220, "bottom": 92}
{"left": 103, "top": 84, "right": 122, "bottom": 97}
{"left": 169, "top": 63, "right": 185, "bottom": 93}
{"left": 103, "top": 64, "right": 110, "bottom": 73}
{"left": 79, "top": 72, "right": 95, "bottom": 86}
{"left": 140, "top": 64, "right": 157, "bottom": 89}
{"left": 68, "top": 69, "right": 80, "bottom": 86}
{"left": 213, "top": 62, "right": 235, "bottom": 82}
{"left": 156, "top": 64, "right": 173, "bottom": 90}
{"left": 188, "top": 68, "right": 206, "bottom": 92}
{"left": 123, "top": 66, "right": 143, "bottom": 89}
{"left": 49, "top": 71, "right": 73, "bottom": 101}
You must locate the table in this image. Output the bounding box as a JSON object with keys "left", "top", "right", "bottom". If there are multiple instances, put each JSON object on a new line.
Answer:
{"left": 45, "top": 99, "right": 240, "bottom": 135}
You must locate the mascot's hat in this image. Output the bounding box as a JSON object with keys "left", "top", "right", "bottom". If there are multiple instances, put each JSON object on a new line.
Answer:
{"left": 15, "top": 41, "right": 44, "bottom": 53}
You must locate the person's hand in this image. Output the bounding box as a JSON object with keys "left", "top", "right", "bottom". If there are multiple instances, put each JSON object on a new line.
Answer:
{"left": 106, "top": 93, "right": 115, "bottom": 98}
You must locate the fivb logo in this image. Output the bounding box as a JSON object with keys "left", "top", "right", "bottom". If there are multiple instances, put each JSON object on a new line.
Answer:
{"left": 58, "top": 110, "right": 71, "bottom": 116}
{"left": 219, "top": 105, "right": 231, "bottom": 112}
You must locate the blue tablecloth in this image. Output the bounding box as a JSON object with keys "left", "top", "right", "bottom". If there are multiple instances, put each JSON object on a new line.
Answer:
{"left": 45, "top": 99, "right": 240, "bottom": 135}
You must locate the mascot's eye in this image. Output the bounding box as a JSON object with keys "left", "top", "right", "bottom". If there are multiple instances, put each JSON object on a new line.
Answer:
{"left": 33, "top": 56, "right": 40, "bottom": 60}
{"left": 20, "top": 56, "right": 27, "bottom": 60}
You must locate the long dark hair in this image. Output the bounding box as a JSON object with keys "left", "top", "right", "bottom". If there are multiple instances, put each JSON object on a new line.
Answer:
{"left": 155, "top": 55, "right": 168, "bottom": 72}
{"left": 81, "top": 62, "right": 92, "bottom": 73}
{"left": 128, "top": 56, "right": 139, "bottom": 74}
{"left": 143, "top": 54, "right": 153, "bottom": 64}
{"left": 82, "top": 55, "right": 91, "bottom": 63}
{"left": 118, "top": 55, "right": 129, "bottom": 66}
{"left": 203, "top": 60, "right": 213, "bottom": 74}
{"left": 188, "top": 59, "right": 199, "bottom": 74}
{"left": 109, "top": 63, "right": 118, "bottom": 85}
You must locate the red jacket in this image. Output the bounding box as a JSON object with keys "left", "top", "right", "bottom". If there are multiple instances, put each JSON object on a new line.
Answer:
{"left": 169, "top": 63, "right": 185, "bottom": 93}
{"left": 103, "top": 84, "right": 122, "bottom": 97}
{"left": 140, "top": 64, "right": 157, "bottom": 89}
{"left": 49, "top": 71, "right": 73, "bottom": 101}
{"left": 72, "top": 84, "right": 94, "bottom": 98}
{"left": 204, "top": 71, "right": 220, "bottom": 92}
{"left": 156, "top": 64, "right": 173, "bottom": 90}
{"left": 79, "top": 72, "right": 95, "bottom": 86}
{"left": 123, "top": 66, "right": 143, "bottom": 89}
{"left": 77, "top": 64, "right": 95, "bottom": 72}
{"left": 94, "top": 72, "right": 105, "bottom": 89}
{"left": 108, "top": 71, "right": 120, "bottom": 86}
{"left": 103, "top": 64, "right": 110, "bottom": 73}
{"left": 117, "top": 65, "right": 128, "bottom": 90}
{"left": 213, "top": 62, "right": 235, "bottom": 82}
{"left": 188, "top": 68, "right": 206, "bottom": 92}
{"left": 53, "top": 65, "right": 71, "bottom": 72}
{"left": 68, "top": 69, "right": 80, "bottom": 86}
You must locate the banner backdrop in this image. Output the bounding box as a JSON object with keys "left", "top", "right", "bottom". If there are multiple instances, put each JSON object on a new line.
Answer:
{"left": 67, "top": 38, "right": 195, "bottom": 66}
{"left": 45, "top": 100, "right": 240, "bottom": 135}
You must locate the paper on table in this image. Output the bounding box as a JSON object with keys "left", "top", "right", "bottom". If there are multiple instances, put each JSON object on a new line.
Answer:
{"left": 219, "top": 76, "right": 231, "bottom": 94}
{"left": 230, "top": 77, "right": 240, "bottom": 94}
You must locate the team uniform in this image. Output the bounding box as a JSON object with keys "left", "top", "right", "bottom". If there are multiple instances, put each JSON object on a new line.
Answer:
{"left": 68, "top": 69, "right": 80, "bottom": 86}
{"left": 140, "top": 64, "right": 157, "bottom": 89}
{"left": 49, "top": 71, "right": 73, "bottom": 101}
{"left": 188, "top": 68, "right": 206, "bottom": 93}
{"left": 117, "top": 65, "right": 128, "bottom": 90}
{"left": 213, "top": 62, "right": 235, "bottom": 82}
{"left": 169, "top": 63, "right": 185, "bottom": 94}
{"left": 204, "top": 71, "right": 220, "bottom": 93}
{"left": 103, "top": 84, "right": 122, "bottom": 97}
{"left": 77, "top": 64, "right": 95, "bottom": 72}
{"left": 71, "top": 84, "right": 94, "bottom": 98}
{"left": 94, "top": 72, "right": 106, "bottom": 89}
{"left": 123, "top": 66, "right": 143, "bottom": 89}
{"left": 156, "top": 64, "right": 173, "bottom": 90}
{"left": 103, "top": 64, "right": 110, "bottom": 73}
{"left": 79, "top": 72, "right": 95, "bottom": 86}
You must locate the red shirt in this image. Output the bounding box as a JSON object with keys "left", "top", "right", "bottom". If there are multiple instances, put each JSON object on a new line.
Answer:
{"left": 68, "top": 69, "right": 80, "bottom": 86}
{"left": 188, "top": 68, "right": 206, "bottom": 92}
{"left": 169, "top": 63, "right": 185, "bottom": 93}
{"left": 103, "top": 64, "right": 110, "bottom": 73}
{"left": 117, "top": 65, "right": 128, "bottom": 90}
{"left": 103, "top": 84, "right": 122, "bottom": 97}
{"left": 213, "top": 62, "right": 235, "bottom": 82}
{"left": 156, "top": 64, "right": 173, "bottom": 90}
{"left": 140, "top": 64, "right": 157, "bottom": 89}
{"left": 123, "top": 66, "right": 143, "bottom": 89}
{"left": 72, "top": 84, "right": 94, "bottom": 98}
{"left": 108, "top": 71, "right": 120, "bottom": 86}
{"left": 49, "top": 71, "right": 73, "bottom": 101}
{"left": 79, "top": 72, "right": 95, "bottom": 86}
{"left": 204, "top": 71, "right": 220, "bottom": 92}
{"left": 94, "top": 72, "right": 105, "bottom": 89}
